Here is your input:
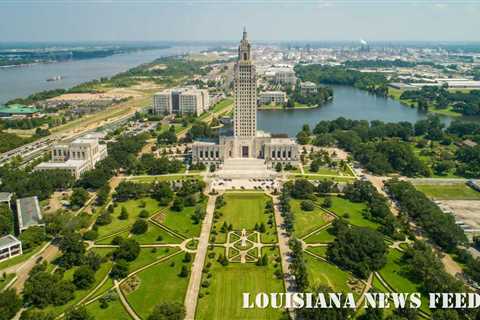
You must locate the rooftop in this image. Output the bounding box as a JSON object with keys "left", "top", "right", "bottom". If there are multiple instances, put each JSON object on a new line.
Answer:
{"left": 36, "top": 159, "right": 87, "bottom": 169}
{"left": 0, "top": 192, "right": 13, "bottom": 203}
{"left": 0, "top": 235, "right": 21, "bottom": 249}
{"left": 0, "top": 104, "right": 39, "bottom": 115}
{"left": 16, "top": 196, "right": 44, "bottom": 231}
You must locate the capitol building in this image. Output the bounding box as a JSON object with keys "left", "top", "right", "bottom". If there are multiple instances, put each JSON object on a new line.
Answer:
{"left": 192, "top": 29, "right": 299, "bottom": 169}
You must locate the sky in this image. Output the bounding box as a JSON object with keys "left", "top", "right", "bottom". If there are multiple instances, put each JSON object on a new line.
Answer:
{"left": 0, "top": 0, "right": 479, "bottom": 42}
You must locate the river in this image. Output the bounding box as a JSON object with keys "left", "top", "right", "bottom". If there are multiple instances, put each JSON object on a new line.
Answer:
{"left": 258, "top": 85, "right": 454, "bottom": 137}
{"left": 0, "top": 46, "right": 204, "bottom": 104}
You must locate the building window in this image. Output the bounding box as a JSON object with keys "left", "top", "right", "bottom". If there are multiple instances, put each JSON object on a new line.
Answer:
{"left": 200, "top": 151, "right": 203, "bottom": 158}
{"left": 210, "top": 150, "right": 214, "bottom": 158}
{"left": 277, "top": 150, "right": 281, "bottom": 158}
{"left": 272, "top": 151, "right": 275, "bottom": 158}
{"left": 283, "top": 150, "right": 286, "bottom": 158}
{"left": 216, "top": 151, "right": 219, "bottom": 158}
{"left": 288, "top": 151, "right": 292, "bottom": 158}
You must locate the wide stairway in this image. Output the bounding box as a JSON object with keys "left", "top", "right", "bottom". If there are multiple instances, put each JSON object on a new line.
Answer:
{"left": 215, "top": 158, "right": 278, "bottom": 179}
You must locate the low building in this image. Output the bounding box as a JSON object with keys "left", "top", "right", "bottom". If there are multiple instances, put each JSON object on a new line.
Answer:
{"left": 300, "top": 81, "right": 318, "bottom": 95}
{"left": 0, "top": 104, "right": 40, "bottom": 118}
{"left": 0, "top": 235, "right": 22, "bottom": 262}
{"left": 258, "top": 91, "right": 286, "bottom": 105}
{"left": 0, "top": 192, "right": 13, "bottom": 207}
{"left": 16, "top": 196, "right": 44, "bottom": 232}
{"left": 153, "top": 87, "right": 210, "bottom": 116}
{"left": 467, "top": 180, "right": 480, "bottom": 192}
{"left": 35, "top": 137, "right": 107, "bottom": 179}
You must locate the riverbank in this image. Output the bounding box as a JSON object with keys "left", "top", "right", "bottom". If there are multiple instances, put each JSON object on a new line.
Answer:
{"left": 257, "top": 102, "right": 319, "bottom": 110}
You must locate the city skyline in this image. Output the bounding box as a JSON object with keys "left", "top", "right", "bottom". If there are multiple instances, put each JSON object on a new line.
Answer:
{"left": 0, "top": 0, "right": 479, "bottom": 42}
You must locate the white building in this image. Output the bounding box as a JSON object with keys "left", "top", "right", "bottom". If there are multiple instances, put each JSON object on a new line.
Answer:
{"left": 16, "top": 196, "right": 44, "bottom": 233}
{"left": 258, "top": 91, "right": 287, "bottom": 105}
{"left": 153, "top": 88, "right": 210, "bottom": 116}
{"left": 300, "top": 81, "right": 318, "bottom": 95}
{"left": 192, "top": 29, "right": 299, "bottom": 167}
{"left": 35, "top": 137, "right": 107, "bottom": 179}
{"left": 268, "top": 66, "right": 297, "bottom": 85}
{"left": 0, "top": 235, "right": 22, "bottom": 262}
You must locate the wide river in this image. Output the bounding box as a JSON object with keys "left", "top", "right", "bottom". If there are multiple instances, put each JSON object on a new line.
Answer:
{"left": 258, "top": 85, "right": 453, "bottom": 137}
{"left": 0, "top": 46, "right": 204, "bottom": 105}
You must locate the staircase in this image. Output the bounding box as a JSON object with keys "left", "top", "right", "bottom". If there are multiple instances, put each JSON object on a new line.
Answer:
{"left": 216, "top": 158, "right": 278, "bottom": 179}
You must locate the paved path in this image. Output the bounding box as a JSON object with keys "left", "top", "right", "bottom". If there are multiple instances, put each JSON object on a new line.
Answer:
{"left": 115, "top": 280, "right": 141, "bottom": 320}
{"left": 270, "top": 194, "right": 295, "bottom": 318}
{"left": 184, "top": 194, "right": 217, "bottom": 320}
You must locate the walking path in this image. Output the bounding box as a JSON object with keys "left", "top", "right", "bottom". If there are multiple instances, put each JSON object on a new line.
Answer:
{"left": 184, "top": 194, "right": 217, "bottom": 320}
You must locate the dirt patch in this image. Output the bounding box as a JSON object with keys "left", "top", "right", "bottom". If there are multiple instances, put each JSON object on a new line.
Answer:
{"left": 152, "top": 212, "right": 166, "bottom": 224}
{"left": 43, "top": 191, "right": 71, "bottom": 214}
{"left": 120, "top": 275, "right": 141, "bottom": 295}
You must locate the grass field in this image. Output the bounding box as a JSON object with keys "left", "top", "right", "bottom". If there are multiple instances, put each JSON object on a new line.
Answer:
{"left": 317, "top": 196, "right": 379, "bottom": 229}
{"left": 212, "top": 192, "right": 277, "bottom": 243}
{"left": 304, "top": 226, "right": 336, "bottom": 243}
{"left": 290, "top": 199, "right": 330, "bottom": 237}
{"left": 196, "top": 247, "right": 285, "bottom": 320}
{"left": 0, "top": 242, "right": 45, "bottom": 271}
{"left": 209, "top": 98, "right": 234, "bottom": 114}
{"left": 162, "top": 199, "right": 206, "bottom": 238}
{"left": 129, "top": 222, "right": 183, "bottom": 244}
{"left": 96, "top": 197, "right": 162, "bottom": 238}
{"left": 414, "top": 183, "right": 480, "bottom": 200}
{"left": 126, "top": 253, "right": 192, "bottom": 319}
{"left": 0, "top": 273, "right": 15, "bottom": 291}
{"left": 86, "top": 298, "right": 130, "bottom": 320}
{"left": 304, "top": 255, "right": 361, "bottom": 296}
{"left": 129, "top": 247, "right": 180, "bottom": 272}
{"left": 305, "top": 246, "right": 327, "bottom": 258}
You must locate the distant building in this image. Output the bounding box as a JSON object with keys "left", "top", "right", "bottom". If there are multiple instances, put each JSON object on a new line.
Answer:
{"left": 467, "top": 180, "right": 480, "bottom": 192}
{"left": 16, "top": 196, "right": 44, "bottom": 233}
{"left": 0, "top": 235, "right": 22, "bottom": 262}
{"left": 300, "top": 81, "right": 318, "bottom": 95}
{"left": 0, "top": 192, "right": 13, "bottom": 208}
{"left": 35, "top": 137, "right": 107, "bottom": 179}
{"left": 0, "top": 104, "right": 40, "bottom": 118}
{"left": 267, "top": 66, "right": 296, "bottom": 85}
{"left": 153, "top": 88, "right": 210, "bottom": 116}
{"left": 258, "top": 91, "right": 286, "bottom": 105}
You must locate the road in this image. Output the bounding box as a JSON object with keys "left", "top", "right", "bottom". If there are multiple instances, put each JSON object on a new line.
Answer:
{"left": 184, "top": 194, "right": 217, "bottom": 320}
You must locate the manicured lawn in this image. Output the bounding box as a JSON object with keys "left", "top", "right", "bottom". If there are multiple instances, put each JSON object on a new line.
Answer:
{"left": 95, "top": 230, "right": 130, "bottom": 245}
{"left": 414, "top": 183, "right": 480, "bottom": 200}
{"left": 304, "top": 226, "right": 336, "bottom": 244}
{"left": 162, "top": 200, "right": 206, "bottom": 238}
{"left": 46, "top": 261, "right": 112, "bottom": 316}
{"left": 306, "top": 246, "right": 327, "bottom": 258}
{"left": 317, "top": 196, "right": 379, "bottom": 229}
{"left": 305, "top": 255, "right": 361, "bottom": 296}
{"left": 86, "top": 298, "right": 130, "bottom": 320}
{"left": 212, "top": 192, "right": 277, "bottom": 243}
{"left": 129, "top": 248, "right": 180, "bottom": 272}
{"left": 0, "top": 273, "right": 15, "bottom": 291}
{"left": 305, "top": 165, "right": 342, "bottom": 175}
{"left": 196, "top": 247, "right": 285, "bottom": 320}
{"left": 96, "top": 197, "right": 162, "bottom": 238}
{"left": 209, "top": 98, "right": 234, "bottom": 114}
{"left": 126, "top": 253, "right": 193, "bottom": 319}
{"left": 130, "top": 222, "right": 183, "bottom": 244}
{"left": 290, "top": 199, "right": 330, "bottom": 237}
{"left": 372, "top": 274, "right": 390, "bottom": 293}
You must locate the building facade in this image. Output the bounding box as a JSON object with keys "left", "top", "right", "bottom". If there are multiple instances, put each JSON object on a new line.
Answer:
{"left": 272, "top": 68, "right": 296, "bottom": 85}
{"left": 0, "top": 235, "right": 22, "bottom": 262}
{"left": 153, "top": 88, "right": 210, "bottom": 116}
{"left": 192, "top": 29, "right": 299, "bottom": 167}
{"left": 258, "top": 91, "right": 287, "bottom": 105}
{"left": 35, "top": 137, "right": 107, "bottom": 179}
{"left": 300, "top": 81, "right": 318, "bottom": 95}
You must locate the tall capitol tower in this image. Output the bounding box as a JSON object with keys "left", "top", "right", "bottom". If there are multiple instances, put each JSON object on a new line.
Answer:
{"left": 233, "top": 27, "right": 257, "bottom": 138}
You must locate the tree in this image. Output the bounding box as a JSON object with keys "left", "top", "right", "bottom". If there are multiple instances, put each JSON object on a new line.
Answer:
{"left": 110, "top": 260, "right": 129, "bottom": 279}
{"left": 119, "top": 206, "right": 129, "bottom": 220}
{"left": 23, "top": 271, "right": 75, "bottom": 308}
{"left": 300, "top": 200, "right": 315, "bottom": 211}
{"left": 148, "top": 302, "right": 185, "bottom": 320}
{"left": 73, "top": 266, "right": 95, "bottom": 289}
{"left": 275, "top": 163, "right": 282, "bottom": 172}
{"left": 58, "top": 232, "right": 86, "bottom": 268}
{"left": 70, "top": 188, "right": 89, "bottom": 208}
{"left": 322, "top": 197, "right": 332, "bottom": 208}
{"left": 64, "top": 306, "right": 94, "bottom": 320}
{"left": 0, "top": 204, "right": 13, "bottom": 236}
{"left": 96, "top": 184, "right": 111, "bottom": 206}
{"left": 296, "top": 130, "right": 310, "bottom": 145}
{"left": 171, "top": 197, "right": 184, "bottom": 212}
{"left": 179, "top": 265, "right": 189, "bottom": 277}
{"left": 0, "top": 289, "right": 22, "bottom": 320}
{"left": 327, "top": 226, "right": 387, "bottom": 279}
{"left": 113, "top": 239, "right": 140, "bottom": 262}
{"left": 131, "top": 219, "right": 148, "bottom": 235}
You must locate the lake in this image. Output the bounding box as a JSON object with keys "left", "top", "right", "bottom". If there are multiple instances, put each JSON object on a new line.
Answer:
{"left": 258, "top": 85, "right": 454, "bottom": 137}
{"left": 0, "top": 46, "right": 204, "bottom": 104}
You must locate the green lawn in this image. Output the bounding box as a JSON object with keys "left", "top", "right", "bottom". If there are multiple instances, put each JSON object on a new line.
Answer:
{"left": 126, "top": 253, "right": 193, "bottom": 319}
{"left": 317, "top": 196, "right": 379, "bottom": 229}
{"left": 0, "top": 273, "right": 15, "bottom": 291}
{"left": 290, "top": 199, "right": 330, "bottom": 237}
{"left": 212, "top": 192, "right": 277, "bottom": 243}
{"left": 304, "top": 226, "right": 336, "bottom": 244}
{"left": 86, "top": 298, "right": 130, "bottom": 320}
{"left": 305, "top": 255, "right": 360, "bottom": 296}
{"left": 292, "top": 175, "right": 356, "bottom": 183}
{"left": 130, "top": 222, "right": 183, "bottom": 244}
{"left": 129, "top": 248, "right": 180, "bottom": 272}
{"left": 196, "top": 247, "right": 285, "bottom": 320}
{"left": 414, "top": 183, "right": 480, "bottom": 200}
{"left": 305, "top": 246, "right": 327, "bottom": 258}
{"left": 96, "top": 197, "right": 162, "bottom": 238}
{"left": 162, "top": 200, "right": 206, "bottom": 238}
{"left": 209, "top": 98, "right": 234, "bottom": 114}
{"left": 0, "top": 242, "right": 45, "bottom": 271}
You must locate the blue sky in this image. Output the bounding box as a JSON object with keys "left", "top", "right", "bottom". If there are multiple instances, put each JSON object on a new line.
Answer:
{"left": 0, "top": 0, "right": 479, "bottom": 42}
